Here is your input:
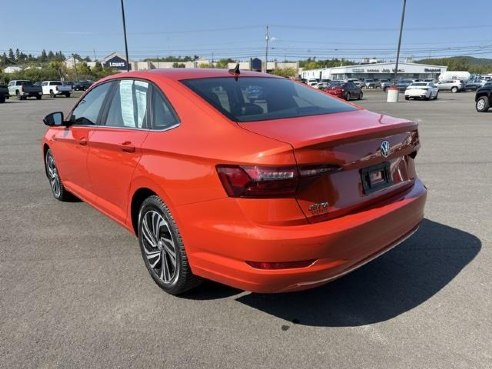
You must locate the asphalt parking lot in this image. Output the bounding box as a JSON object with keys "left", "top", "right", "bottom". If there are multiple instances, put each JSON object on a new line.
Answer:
{"left": 0, "top": 90, "right": 491, "bottom": 369}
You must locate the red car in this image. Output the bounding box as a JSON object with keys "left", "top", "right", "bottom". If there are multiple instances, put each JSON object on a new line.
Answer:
{"left": 42, "top": 69, "right": 426, "bottom": 295}
{"left": 323, "top": 80, "right": 363, "bottom": 100}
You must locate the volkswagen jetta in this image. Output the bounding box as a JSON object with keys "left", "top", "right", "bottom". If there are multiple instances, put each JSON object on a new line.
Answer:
{"left": 42, "top": 68, "right": 427, "bottom": 295}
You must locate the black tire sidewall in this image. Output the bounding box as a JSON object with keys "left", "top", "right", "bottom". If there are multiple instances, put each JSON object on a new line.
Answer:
{"left": 45, "top": 149, "right": 66, "bottom": 201}
{"left": 137, "top": 196, "right": 196, "bottom": 295}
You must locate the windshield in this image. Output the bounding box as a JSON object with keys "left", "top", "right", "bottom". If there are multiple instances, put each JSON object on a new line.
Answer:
{"left": 181, "top": 77, "right": 356, "bottom": 122}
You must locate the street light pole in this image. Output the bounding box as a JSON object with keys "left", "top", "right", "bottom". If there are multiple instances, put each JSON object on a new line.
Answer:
{"left": 120, "top": 0, "right": 130, "bottom": 72}
{"left": 265, "top": 25, "right": 269, "bottom": 73}
{"left": 393, "top": 0, "right": 407, "bottom": 84}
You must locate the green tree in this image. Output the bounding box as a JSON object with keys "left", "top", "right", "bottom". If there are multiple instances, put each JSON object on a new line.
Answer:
{"left": 216, "top": 58, "right": 235, "bottom": 68}
{"left": 270, "top": 68, "right": 297, "bottom": 78}
{"left": 40, "top": 49, "right": 48, "bottom": 63}
{"left": 8, "top": 48, "right": 14, "bottom": 61}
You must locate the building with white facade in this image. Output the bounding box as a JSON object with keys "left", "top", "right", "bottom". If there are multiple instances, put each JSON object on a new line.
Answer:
{"left": 301, "top": 62, "right": 448, "bottom": 81}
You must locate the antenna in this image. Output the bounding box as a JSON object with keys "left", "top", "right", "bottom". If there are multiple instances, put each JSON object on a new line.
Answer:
{"left": 228, "top": 63, "right": 240, "bottom": 80}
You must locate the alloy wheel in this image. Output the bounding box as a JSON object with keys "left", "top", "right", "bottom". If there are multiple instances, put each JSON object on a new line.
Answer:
{"left": 46, "top": 152, "right": 61, "bottom": 198}
{"left": 140, "top": 210, "right": 178, "bottom": 283}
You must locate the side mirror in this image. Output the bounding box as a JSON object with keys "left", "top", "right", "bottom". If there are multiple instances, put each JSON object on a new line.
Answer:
{"left": 43, "top": 112, "right": 66, "bottom": 126}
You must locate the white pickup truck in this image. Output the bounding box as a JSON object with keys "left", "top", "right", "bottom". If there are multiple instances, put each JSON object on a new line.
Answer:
{"left": 41, "top": 81, "right": 72, "bottom": 98}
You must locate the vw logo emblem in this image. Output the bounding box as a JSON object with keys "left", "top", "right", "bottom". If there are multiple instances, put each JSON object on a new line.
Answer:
{"left": 380, "top": 141, "right": 390, "bottom": 158}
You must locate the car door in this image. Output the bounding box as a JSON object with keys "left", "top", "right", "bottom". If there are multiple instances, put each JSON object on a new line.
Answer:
{"left": 86, "top": 79, "right": 150, "bottom": 224}
{"left": 51, "top": 82, "right": 113, "bottom": 195}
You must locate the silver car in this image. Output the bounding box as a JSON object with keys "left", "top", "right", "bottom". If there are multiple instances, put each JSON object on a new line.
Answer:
{"left": 436, "top": 80, "right": 465, "bottom": 93}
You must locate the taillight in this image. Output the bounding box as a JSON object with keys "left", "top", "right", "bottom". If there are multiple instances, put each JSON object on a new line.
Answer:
{"left": 217, "top": 164, "right": 340, "bottom": 198}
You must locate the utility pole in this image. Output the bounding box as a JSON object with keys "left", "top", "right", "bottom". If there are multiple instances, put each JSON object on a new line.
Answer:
{"left": 120, "top": 0, "right": 130, "bottom": 72}
{"left": 265, "top": 25, "right": 269, "bottom": 73}
{"left": 393, "top": 0, "right": 407, "bottom": 84}
{"left": 73, "top": 54, "right": 78, "bottom": 81}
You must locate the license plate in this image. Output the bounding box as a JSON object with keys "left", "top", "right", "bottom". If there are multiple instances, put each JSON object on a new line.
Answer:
{"left": 360, "top": 162, "right": 392, "bottom": 194}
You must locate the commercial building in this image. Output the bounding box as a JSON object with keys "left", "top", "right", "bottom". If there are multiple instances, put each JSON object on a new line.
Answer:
{"left": 300, "top": 62, "right": 448, "bottom": 81}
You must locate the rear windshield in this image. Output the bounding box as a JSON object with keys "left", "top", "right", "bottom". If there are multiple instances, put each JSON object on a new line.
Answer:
{"left": 181, "top": 77, "right": 356, "bottom": 122}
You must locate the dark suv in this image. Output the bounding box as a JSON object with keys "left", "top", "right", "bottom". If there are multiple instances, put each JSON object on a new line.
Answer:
{"left": 475, "top": 81, "right": 492, "bottom": 112}
{"left": 73, "top": 80, "right": 93, "bottom": 91}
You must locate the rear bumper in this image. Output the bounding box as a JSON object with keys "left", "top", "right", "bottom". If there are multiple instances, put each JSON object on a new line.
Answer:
{"left": 180, "top": 179, "right": 427, "bottom": 293}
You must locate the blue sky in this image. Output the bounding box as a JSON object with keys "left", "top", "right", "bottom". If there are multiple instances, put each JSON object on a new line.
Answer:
{"left": 2, "top": 0, "right": 492, "bottom": 62}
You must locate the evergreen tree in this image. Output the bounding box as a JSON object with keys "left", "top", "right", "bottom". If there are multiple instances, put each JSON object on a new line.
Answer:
{"left": 40, "top": 49, "right": 48, "bottom": 62}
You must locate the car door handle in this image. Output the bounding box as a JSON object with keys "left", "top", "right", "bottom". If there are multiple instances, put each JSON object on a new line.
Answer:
{"left": 78, "top": 138, "right": 88, "bottom": 146}
{"left": 120, "top": 141, "right": 135, "bottom": 153}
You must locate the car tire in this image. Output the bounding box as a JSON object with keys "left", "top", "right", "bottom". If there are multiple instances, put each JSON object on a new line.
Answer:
{"left": 0, "top": 96, "right": 5, "bottom": 103}
{"left": 358, "top": 91, "right": 363, "bottom": 100}
{"left": 138, "top": 195, "right": 201, "bottom": 295}
{"left": 45, "top": 149, "right": 73, "bottom": 201}
{"left": 451, "top": 87, "right": 458, "bottom": 93}
{"left": 476, "top": 97, "right": 490, "bottom": 112}
{"left": 345, "top": 93, "right": 351, "bottom": 101}
{"left": 405, "top": 96, "right": 410, "bottom": 100}
{"left": 65, "top": 93, "right": 71, "bottom": 98}
{"left": 50, "top": 91, "right": 55, "bottom": 98}
{"left": 36, "top": 95, "right": 42, "bottom": 100}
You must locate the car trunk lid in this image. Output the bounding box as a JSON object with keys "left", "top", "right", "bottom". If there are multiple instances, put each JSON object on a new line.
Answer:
{"left": 238, "top": 109, "right": 420, "bottom": 222}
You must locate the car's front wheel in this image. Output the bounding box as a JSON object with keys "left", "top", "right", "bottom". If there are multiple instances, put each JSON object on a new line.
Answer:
{"left": 138, "top": 196, "right": 201, "bottom": 295}
{"left": 476, "top": 97, "right": 490, "bottom": 112}
{"left": 45, "top": 149, "right": 72, "bottom": 201}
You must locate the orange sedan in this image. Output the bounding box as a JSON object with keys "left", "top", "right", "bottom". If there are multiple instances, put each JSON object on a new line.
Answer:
{"left": 42, "top": 68, "right": 427, "bottom": 295}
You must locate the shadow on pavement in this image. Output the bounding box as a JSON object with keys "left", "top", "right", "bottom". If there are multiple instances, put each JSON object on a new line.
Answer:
{"left": 234, "top": 218, "right": 480, "bottom": 326}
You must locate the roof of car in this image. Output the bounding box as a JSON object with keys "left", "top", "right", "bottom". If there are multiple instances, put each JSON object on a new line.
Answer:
{"left": 106, "top": 68, "right": 275, "bottom": 82}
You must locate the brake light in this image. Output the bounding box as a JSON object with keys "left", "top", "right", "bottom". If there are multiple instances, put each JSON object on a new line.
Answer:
{"left": 217, "top": 164, "right": 340, "bottom": 198}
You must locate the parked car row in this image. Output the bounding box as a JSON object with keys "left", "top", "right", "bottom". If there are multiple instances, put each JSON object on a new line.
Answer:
{"left": 320, "top": 81, "right": 363, "bottom": 100}
{"left": 0, "top": 79, "right": 93, "bottom": 102}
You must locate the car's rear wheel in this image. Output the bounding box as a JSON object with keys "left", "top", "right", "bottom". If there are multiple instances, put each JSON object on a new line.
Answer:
{"left": 45, "top": 149, "right": 72, "bottom": 201}
{"left": 138, "top": 196, "right": 201, "bottom": 295}
{"left": 0, "top": 96, "right": 5, "bottom": 103}
{"left": 358, "top": 91, "right": 363, "bottom": 100}
{"left": 451, "top": 86, "right": 458, "bottom": 93}
{"left": 36, "top": 95, "right": 42, "bottom": 100}
{"left": 50, "top": 90, "right": 55, "bottom": 98}
{"left": 345, "top": 92, "right": 351, "bottom": 101}
{"left": 476, "top": 97, "right": 490, "bottom": 112}
{"left": 405, "top": 96, "right": 410, "bottom": 100}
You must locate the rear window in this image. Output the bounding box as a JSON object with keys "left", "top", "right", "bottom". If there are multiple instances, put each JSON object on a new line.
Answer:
{"left": 181, "top": 77, "right": 356, "bottom": 122}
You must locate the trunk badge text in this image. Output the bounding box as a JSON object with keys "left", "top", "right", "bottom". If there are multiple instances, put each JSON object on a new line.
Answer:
{"left": 308, "top": 202, "right": 329, "bottom": 215}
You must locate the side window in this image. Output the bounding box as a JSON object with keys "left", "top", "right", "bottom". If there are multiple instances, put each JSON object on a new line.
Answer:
{"left": 150, "top": 86, "right": 179, "bottom": 130}
{"left": 70, "top": 82, "right": 112, "bottom": 125}
{"left": 105, "top": 80, "right": 149, "bottom": 128}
